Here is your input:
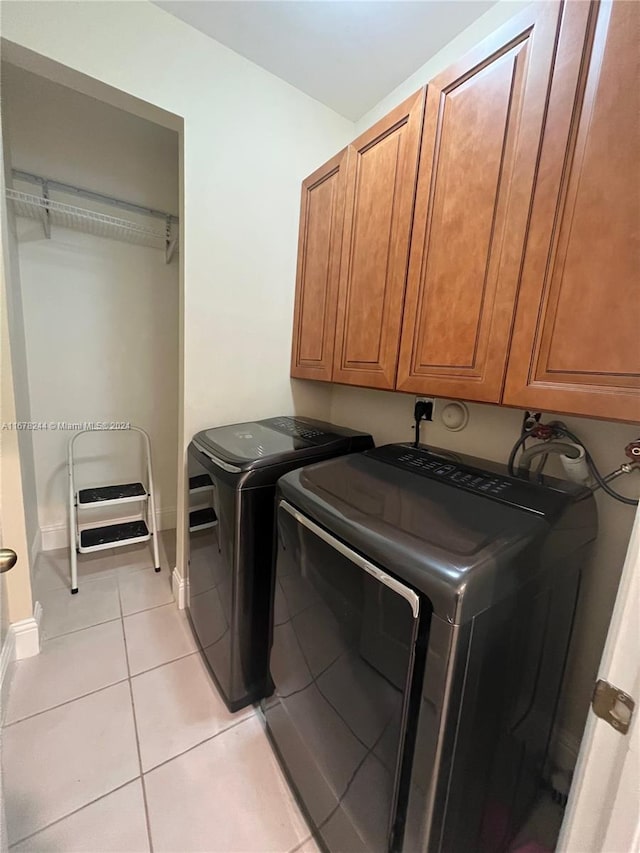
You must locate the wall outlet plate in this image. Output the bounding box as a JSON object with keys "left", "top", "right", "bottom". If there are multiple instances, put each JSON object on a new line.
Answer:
{"left": 415, "top": 397, "right": 436, "bottom": 418}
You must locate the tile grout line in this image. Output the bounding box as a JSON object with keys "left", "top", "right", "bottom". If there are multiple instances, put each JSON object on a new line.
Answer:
{"left": 7, "top": 776, "right": 142, "bottom": 850}
{"left": 34, "top": 562, "right": 121, "bottom": 597}
{"left": 41, "top": 614, "right": 122, "bottom": 644}
{"left": 123, "top": 644, "right": 203, "bottom": 677}
{"left": 117, "top": 574, "right": 155, "bottom": 853}
{"left": 142, "top": 709, "right": 257, "bottom": 775}
{"left": 3, "top": 675, "right": 131, "bottom": 728}
{"left": 122, "top": 598, "right": 177, "bottom": 621}
{"left": 8, "top": 650, "right": 255, "bottom": 761}
{"left": 124, "top": 646, "right": 200, "bottom": 678}
{"left": 5, "top": 621, "right": 189, "bottom": 843}
{"left": 7, "top": 709, "right": 280, "bottom": 853}
{"left": 288, "top": 834, "right": 315, "bottom": 853}
{"left": 34, "top": 556, "right": 163, "bottom": 594}
{"left": 9, "top": 541, "right": 179, "bottom": 849}
{"left": 11, "top": 538, "right": 266, "bottom": 853}
{"left": 5, "top": 646, "right": 201, "bottom": 728}
{"left": 39, "top": 591, "right": 175, "bottom": 646}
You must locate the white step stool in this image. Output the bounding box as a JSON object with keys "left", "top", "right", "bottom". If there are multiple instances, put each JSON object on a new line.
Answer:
{"left": 68, "top": 426, "right": 161, "bottom": 594}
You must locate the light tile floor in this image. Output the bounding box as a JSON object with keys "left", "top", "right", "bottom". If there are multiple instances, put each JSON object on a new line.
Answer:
{"left": 2, "top": 531, "right": 319, "bottom": 852}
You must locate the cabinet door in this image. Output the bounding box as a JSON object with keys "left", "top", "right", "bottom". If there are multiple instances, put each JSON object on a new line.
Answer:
{"left": 332, "top": 90, "right": 425, "bottom": 390}
{"left": 503, "top": 0, "right": 640, "bottom": 422}
{"left": 290, "top": 150, "right": 347, "bottom": 381}
{"left": 396, "top": 3, "right": 562, "bottom": 402}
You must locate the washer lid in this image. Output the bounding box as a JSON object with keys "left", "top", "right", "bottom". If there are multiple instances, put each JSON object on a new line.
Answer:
{"left": 193, "top": 416, "right": 369, "bottom": 469}
{"left": 276, "top": 445, "right": 596, "bottom": 624}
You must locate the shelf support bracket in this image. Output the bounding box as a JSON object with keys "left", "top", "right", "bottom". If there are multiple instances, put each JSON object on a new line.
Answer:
{"left": 165, "top": 215, "right": 177, "bottom": 264}
{"left": 42, "top": 180, "right": 51, "bottom": 239}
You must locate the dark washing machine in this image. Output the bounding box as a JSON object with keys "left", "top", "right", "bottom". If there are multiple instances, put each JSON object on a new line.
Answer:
{"left": 262, "top": 443, "right": 597, "bottom": 853}
{"left": 186, "top": 416, "right": 373, "bottom": 712}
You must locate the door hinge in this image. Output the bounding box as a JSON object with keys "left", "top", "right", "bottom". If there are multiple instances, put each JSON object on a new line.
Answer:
{"left": 592, "top": 679, "right": 635, "bottom": 734}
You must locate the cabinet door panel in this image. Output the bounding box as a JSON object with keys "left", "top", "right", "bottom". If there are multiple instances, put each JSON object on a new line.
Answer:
{"left": 290, "top": 150, "right": 346, "bottom": 381}
{"left": 333, "top": 90, "right": 425, "bottom": 389}
{"left": 397, "top": 3, "right": 562, "bottom": 401}
{"left": 503, "top": 0, "right": 640, "bottom": 421}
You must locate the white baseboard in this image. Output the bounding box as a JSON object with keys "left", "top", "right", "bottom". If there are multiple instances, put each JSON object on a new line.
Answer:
{"left": 41, "top": 507, "right": 177, "bottom": 552}
{"left": 155, "top": 507, "right": 177, "bottom": 531}
{"left": 172, "top": 567, "right": 186, "bottom": 610}
{"left": 41, "top": 524, "right": 67, "bottom": 552}
{"left": 1, "top": 602, "right": 43, "bottom": 698}
{"left": 7, "top": 600, "right": 42, "bottom": 663}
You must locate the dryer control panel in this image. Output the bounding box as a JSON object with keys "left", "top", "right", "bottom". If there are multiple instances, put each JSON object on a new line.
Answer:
{"left": 267, "top": 417, "right": 329, "bottom": 441}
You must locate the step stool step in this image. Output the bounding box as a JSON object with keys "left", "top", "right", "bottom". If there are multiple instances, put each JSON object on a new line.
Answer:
{"left": 78, "top": 482, "right": 147, "bottom": 507}
{"left": 79, "top": 520, "right": 150, "bottom": 553}
{"left": 189, "top": 508, "right": 217, "bottom": 532}
{"left": 189, "top": 474, "right": 213, "bottom": 494}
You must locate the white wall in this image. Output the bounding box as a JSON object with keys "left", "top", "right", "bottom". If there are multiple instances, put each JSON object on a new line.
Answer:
{"left": 16, "top": 227, "right": 179, "bottom": 538}
{"left": 2, "top": 65, "right": 180, "bottom": 543}
{"left": 0, "top": 0, "right": 352, "bottom": 423}
{"left": 1, "top": 0, "right": 353, "bottom": 574}
{"left": 2, "top": 63, "right": 179, "bottom": 214}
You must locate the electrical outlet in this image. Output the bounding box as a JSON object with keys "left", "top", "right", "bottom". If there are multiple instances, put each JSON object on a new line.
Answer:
{"left": 415, "top": 397, "right": 436, "bottom": 418}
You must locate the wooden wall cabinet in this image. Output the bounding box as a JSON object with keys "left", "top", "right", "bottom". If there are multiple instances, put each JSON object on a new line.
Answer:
{"left": 396, "top": 3, "right": 562, "bottom": 403}
{"left": 502, "top": 0, "right": 640, "bottom": 422}
{"left": 332, "top": 90, "right": 425, "bottom": 390}
{"left": 290, "top": 0, "right": 639, "bottom": 423}
{"left": 290, "top": 150, "right": 347, "bottom": 381}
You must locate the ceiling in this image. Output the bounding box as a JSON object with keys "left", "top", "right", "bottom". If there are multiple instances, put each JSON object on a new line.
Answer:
{"left": 153, "top": 1, "right": 497, "bottom": 121}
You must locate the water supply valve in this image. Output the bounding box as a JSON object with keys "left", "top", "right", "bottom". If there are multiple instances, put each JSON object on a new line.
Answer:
{"left": 625, "top": 440, "right": 640, "bottom": 460}
{"left": 530, "top": 423, "right": 555, "bottom": 441}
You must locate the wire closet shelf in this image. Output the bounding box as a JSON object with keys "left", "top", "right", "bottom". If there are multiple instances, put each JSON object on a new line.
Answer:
{"left": 6, "top": 171, "right": 178, "bottom": 263}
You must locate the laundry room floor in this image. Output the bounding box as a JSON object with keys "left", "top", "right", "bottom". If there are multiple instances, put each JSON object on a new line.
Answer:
{"left": 1, "top": 532, "right": 319, "bottom": 853}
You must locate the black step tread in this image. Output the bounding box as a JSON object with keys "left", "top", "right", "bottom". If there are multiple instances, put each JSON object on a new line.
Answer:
{"left": 80, "top": 520, "right": 149, "bottom": 549}
{"left": 189, "top": 474, "right": 213, "bottom": 491}
{"left": 78, "top": 483, "right": 146, "bottom": 504}
{"left": 189, "top": 508, "right": 217, "bottom": 528}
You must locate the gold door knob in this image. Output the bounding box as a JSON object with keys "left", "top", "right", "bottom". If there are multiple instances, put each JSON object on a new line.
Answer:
{"left": 0, "top": 549, "right": 18, "bottom": 573}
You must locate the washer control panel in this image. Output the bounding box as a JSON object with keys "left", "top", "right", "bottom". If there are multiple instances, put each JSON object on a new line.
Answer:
{"left": 369, "top": 444, "right": 573, "bottom": 516}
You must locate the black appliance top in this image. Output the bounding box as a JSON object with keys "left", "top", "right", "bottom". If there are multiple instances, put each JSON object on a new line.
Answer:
{"left": 192, "top": 416, "right": 373, "bottom": 471}
{"left": 277, "top": 443, "right": 596, "bottom": 624}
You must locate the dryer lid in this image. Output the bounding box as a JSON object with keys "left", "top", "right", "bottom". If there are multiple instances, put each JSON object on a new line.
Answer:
{"left": 193, "top": 416, "right": 369, "bottom": 469}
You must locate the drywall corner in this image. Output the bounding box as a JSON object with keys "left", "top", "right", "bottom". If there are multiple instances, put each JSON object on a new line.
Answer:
{"left": 353, "top": 0, "right": 523, "bottom": 133}
{"left": 172, "top": 566, "right": 186, "bottom": 610}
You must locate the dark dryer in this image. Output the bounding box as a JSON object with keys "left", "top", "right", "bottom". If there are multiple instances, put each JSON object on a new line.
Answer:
{"left": 186, "top": 416, "right": 373, "bottom": 711}
{"left": 262, "top": 443, "right": 597, "bottom": 853}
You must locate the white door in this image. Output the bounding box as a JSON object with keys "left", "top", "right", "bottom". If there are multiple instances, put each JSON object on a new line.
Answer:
{"left": 1, "top": 234, "right": 16, "bottom": 853}
{"left": 558, "top": 504, "right": 640, "bottom": 852}
{"left": 0, "top": 128, "right": 33, "bottom": 853}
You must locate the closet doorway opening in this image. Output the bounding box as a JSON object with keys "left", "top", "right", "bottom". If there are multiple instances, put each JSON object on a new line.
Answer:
{"left": 2, "top": 60, "right": 183, "bottom": 601}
